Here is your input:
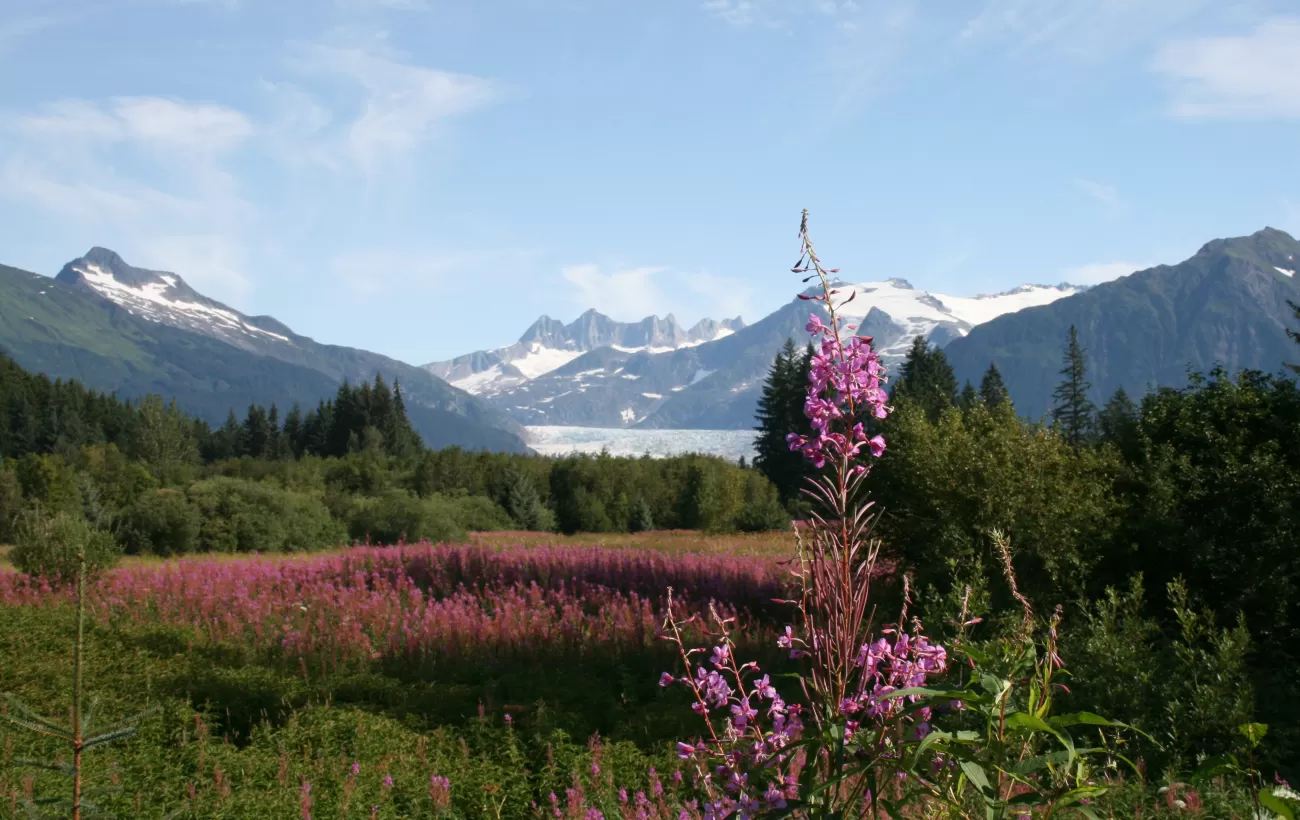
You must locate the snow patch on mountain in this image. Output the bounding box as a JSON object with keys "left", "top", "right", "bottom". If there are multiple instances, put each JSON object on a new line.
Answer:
{"left": 430, "top": 312, "right": 745, "bottom": 395}
{"left": 68, "top": 261, "right": 290, "bottom": 343}
{"left": 1276, "top": 266, "right": 1295, "bottom": 278}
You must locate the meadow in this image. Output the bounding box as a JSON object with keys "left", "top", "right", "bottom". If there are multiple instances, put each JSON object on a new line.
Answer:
{"left": 1, "top": 534, "right": 1272, "bottom": 819}
{"left": 0, "top": 537, "right": 799, "bottom": 819}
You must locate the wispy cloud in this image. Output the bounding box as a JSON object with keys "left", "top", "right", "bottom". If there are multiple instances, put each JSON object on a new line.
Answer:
{"left": 1073, "top": 178, "right": 1122, "bottom": 212}
{"left": 560, "top": 263, "right": 753, "bottom": 322}
{"left": 288, "top": 32, "right": 498, "bottom": 179}
{"left": 1060, "top": 260, "right": 1150, "bottom": 285}
{"left": 1, "top": 96, "right": 257, "bottom": 297}
{"left": 1152, "top": 16, "right": 1300, "bottom": 119}
{"left": 960, "top": 0, "right": 1215, "bottom": 60}
{"left": 701, "top": 0, "right": 860, "bottom": 30}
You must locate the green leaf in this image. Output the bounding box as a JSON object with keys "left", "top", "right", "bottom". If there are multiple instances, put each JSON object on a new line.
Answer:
{"left": 1238, "top": 722, "right": 1269, "bottom": 748}
{"left": 1011, "top": 749, "right": 1074, "bottom": 775}
{"left": 1261, "top": 790, "right": 1296, "bottom": 820}
{"left": 959, "top": 760, "right": 992, "bottom": 794}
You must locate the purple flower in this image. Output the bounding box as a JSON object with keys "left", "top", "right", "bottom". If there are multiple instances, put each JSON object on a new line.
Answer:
{"left": 659, "top": 671, "right": 675, "bottom": 687}
{"left": 677, "top": 742, "right": 697, "bottom": 759}
{"left": 350, "top": 762, "right": 360, "bottom": 776}
{"left": 382, "top": 775, "right": 394, "bottom": 788}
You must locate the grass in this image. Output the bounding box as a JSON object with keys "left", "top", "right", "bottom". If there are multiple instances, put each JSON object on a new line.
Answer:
{"left": 0, "top": 529, "right": 794, "bottom": 573}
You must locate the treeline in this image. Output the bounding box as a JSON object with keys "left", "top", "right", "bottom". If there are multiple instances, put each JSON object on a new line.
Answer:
{"left": 752, "top": 325, "right": 1300, "bottom": 775}
{"left": 0, "top": 351, "right": 788, "bottom": 566}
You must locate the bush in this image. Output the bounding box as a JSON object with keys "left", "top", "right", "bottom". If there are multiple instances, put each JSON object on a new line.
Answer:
{"left": 733, "top": 497, "right": 790, "bottom": 533}
{"left": 116, "top": 489, "right": 202, "bottom": 556}
{"left": 438, "top": 493, "right": 516, "bottom": 531}
{"left": 345, "top": 489, "right": 465, "bottom": 545}
{"left": 188, "top": 477, "right": 343, "bottom": 554}
{"left": 9, "top": 508, "right": 121, "bottom": 581}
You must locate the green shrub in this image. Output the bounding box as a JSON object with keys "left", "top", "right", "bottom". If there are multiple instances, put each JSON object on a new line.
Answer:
{"left": 9, "top": 508, "right": 121, "bottom": 580}
{"left": 733, "top": 497, "right": 790, "bottom": 533}
{"left": 345, "top": 489, "right": 465, "bottom": 545}
{"left": 438, "top": 493, "right": 515, "bottom": 531}
{"left": 116, "top": 489, "right": 201, "bottom": 556}
{"left": 187, "top": 477, "right": 343, "bottom": 554}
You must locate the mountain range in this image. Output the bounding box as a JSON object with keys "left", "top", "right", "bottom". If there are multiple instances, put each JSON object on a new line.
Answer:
{"left": 0, "top": 248, "right": 530, "bottom": 453}
{"left": 439, "top": 279, "right": 1084, "bottom": 429}
{"left": 1, "top": 226, "right": 1296, "bottom": 454}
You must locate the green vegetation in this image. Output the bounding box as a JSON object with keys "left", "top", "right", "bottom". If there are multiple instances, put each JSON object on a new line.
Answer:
{"left": 751, "top": 327, "right": 1300, "bottom": 780}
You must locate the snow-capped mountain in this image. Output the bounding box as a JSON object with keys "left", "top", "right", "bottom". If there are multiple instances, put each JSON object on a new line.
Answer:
{"left": 50, "top": 247, "right": 528, "bottom": 451}
{"left": 444, "top": 278, "right": 1083, "bottom": 431}
{"left": 823, "top": 278, "right": 1083, "bottom": 359}
{"left": 423, "top": 309, "right": 745, "bottom": 396}
{"left": 57, "top": 247, "right": 295, "bottom": 351}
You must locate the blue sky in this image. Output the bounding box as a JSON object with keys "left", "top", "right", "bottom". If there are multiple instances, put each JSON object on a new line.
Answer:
{"left": 1, "top": 0, "right": 1298, "bottom": 364}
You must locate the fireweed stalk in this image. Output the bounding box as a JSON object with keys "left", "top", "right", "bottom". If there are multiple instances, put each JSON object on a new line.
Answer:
{"left": 660, "top": 211, "right": 949, "bottom": 819}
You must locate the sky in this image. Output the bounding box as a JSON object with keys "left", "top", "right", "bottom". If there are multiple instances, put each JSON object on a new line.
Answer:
{"left": 1, "top": 0, "right": 1298, "bottom": 364}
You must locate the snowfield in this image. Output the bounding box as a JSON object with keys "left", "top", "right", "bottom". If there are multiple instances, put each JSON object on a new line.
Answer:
{"left": 526, "top": 426, "right": 757, "bottom": 461}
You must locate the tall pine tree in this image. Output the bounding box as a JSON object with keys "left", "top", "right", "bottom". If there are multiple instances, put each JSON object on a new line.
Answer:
{"left": 753, "top": 339, "right": 812, "bottom": 506}
{"left": 893, "top": 335, "right": 957, "bottom": 422}
{"left": 979, "top": 363, "right": 1011, "bottom": 409}
{"left": 1051, "top": 325, "right": 1096, "bottom": 446}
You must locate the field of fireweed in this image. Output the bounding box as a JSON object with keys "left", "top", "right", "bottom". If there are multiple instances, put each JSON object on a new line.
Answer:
{"left": 0, "top": 540, "right": 815, "bottom": 818}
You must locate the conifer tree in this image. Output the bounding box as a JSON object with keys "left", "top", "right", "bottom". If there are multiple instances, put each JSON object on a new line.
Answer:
{"left": 241, "top": 403, "right": 271, "bottom": 459}
{"left": 893, "top": 335, "right": 957, "bottom": 421}
{"left": 979, "top": 362, "right": 1011, "bottom": 409}
{"left": 1051, "top": 325, "right": 1096, "bottom": 446}
{"left": 1097, "top": 386, "right": 1139, "bottom": 458}
{"left": 282, "top": 403, "right": 305, "bottom": 459}
{"left": 753, "top": 339, "right": 811, "bottom": 506}
{"left": 502, "top": 466, "right": 548, "bottom": 530}
{"left": 959, "top": 380, "right": 978, "bottom": 413}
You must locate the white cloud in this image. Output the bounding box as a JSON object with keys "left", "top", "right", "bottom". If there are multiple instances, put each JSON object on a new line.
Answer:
{"left": 113, "top": 97, "right": 254, "bottom": 154}
{"left": 1152, "top": 17, "right": 1300, "bottom": 119}
{"left": 137, "top": 235, "right": 252, "bottom": 295}
{"left": 1, "top": 96, "right": 257, "bottom": 301}
{"left": 560, "top": 263, "right": 753, "bottom": 323}
{"left": 290, "top": 33, "right": 498, "bottom": 178}
{"left": 1060, "top": 261, "right": 1150, "bottom": 285}
{"left": 1073, "top": 178, "right": 1122, "bottom": 212}
{"left": 960, "top": 0, "right": 1215, "bottom": 59}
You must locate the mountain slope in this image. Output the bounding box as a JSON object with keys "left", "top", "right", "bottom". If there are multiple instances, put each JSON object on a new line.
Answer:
{"left": 1, "top": 255, "right": 529, "bottom": 453}
{"left": 472, "top": 279, "right": 1082, "bottom": 429}
{"left": 943, "top": 227, "right": 1300, "bottom": 419}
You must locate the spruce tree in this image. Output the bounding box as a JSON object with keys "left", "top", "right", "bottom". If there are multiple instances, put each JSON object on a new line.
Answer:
{"left": 1051, "top": 325, "right": 1096, "bottom": 446}
{"left": 958, "top": 380, "right": 978, "bottom": 413}
{"left": 282, "top": 403, "right": 304, "bottom": 459}
{"left": 753, "top": 339, "right": 812, "bottom": 506}
{"left": 1097, "top": 386, "right": 1139, "bottom": 458}
{"left": 893, "top": 335, "right": 957, "bottom": 422}
{"left": 979, "top": 363, "right": 1011, "bottom": 409}
{"left": 241, "top": 403, "right": 271, "bottom": 459}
